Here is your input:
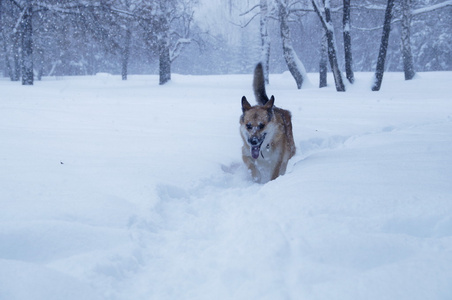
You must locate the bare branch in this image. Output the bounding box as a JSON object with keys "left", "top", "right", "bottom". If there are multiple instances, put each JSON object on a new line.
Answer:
{"left": 12, "top": 7, "right": 26, "bottom": 33}
{"left": 239, "top": 4, "right": 260, "bottom": 16}
{"left": 232, "top": 11, "right": 260, "bottom": 28}
{"left": 8, "top": 0, "right": 23, "bottom": 10}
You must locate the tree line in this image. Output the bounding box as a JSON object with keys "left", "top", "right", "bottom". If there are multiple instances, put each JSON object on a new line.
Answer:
{"left": 1, "top": 0, "right": 198, "bottom": 85}
{"left": 244, "top": 0, "right": 451, "bottom": 90}
{"left": 1, "top": 0, "right": 451, "bottom": 90}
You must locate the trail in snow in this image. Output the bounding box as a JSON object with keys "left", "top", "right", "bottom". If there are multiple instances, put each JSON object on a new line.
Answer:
{"left": 0, "top": 72, "right": 451, "bottom": 299}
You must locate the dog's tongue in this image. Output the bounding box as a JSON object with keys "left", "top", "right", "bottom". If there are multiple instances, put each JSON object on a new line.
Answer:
{"left": 251, "top": 146, "right": 260, "bottom": 159}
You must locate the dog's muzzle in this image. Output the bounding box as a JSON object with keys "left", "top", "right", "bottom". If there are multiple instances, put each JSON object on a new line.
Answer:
{"left": 248, "top": 133, "right": 266, "bottom": 159}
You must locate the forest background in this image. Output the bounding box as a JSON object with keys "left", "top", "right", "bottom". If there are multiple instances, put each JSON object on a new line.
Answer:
{"left": 0, "top": 0, "right": 451, "bottom": 86}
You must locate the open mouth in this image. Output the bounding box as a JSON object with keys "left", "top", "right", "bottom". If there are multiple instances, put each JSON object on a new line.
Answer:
{"left": 251, "top": 145, "right": 261, "bottom": 159}
{"left": 249, "top": 133, "right": 266, "bottom": 159}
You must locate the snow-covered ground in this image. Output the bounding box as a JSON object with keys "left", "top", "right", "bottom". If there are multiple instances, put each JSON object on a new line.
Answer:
{"left": 0, "top": 71, "right": 451, "bottom": 299}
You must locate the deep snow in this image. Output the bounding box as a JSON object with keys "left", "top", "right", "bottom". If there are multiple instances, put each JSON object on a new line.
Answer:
{"left": 0, "top": 72, "right": 451, "bottom": 299}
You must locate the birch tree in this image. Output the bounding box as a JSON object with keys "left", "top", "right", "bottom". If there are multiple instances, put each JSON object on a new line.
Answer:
{"left": 401, "top": 0, "right": 415, "bottom": 80}
{"left": 312, "top": 0, "right": 345, "bottom": 92}
{"left": 276, "top": 0, "right": 307, "bottom": 89}
{"left": 259, "top": 0, "right": 270, "bottom": 84}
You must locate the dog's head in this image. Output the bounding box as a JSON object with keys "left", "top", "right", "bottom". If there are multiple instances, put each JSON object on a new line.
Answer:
{"left": 240, "top": 95, "right": 275, "bottom": 159}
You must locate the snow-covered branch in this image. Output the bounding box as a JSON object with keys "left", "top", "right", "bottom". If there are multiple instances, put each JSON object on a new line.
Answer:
{"left": 311, "top": 0, "right": 327, "bottom": 31}
{"left": 12, "top": 6, "right": 27, "bottom": 33}
{"left": 354, "top": 0, "right": 452, "bottom": 32}
{"left": 412, "top": 0, "right": 452, "bottom": 16}
{"left": 311, "top": 0, "right": 345, "bottom": 91}
{"left": 32, "top": 1, "right": 137, "bottom": 20}
{"left": 170, "top": 38, "right": 191, "bottom": 62}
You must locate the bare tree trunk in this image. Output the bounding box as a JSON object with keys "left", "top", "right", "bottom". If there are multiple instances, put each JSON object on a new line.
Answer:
{"left": 2, "top": 46, "right": 11, "bottom": 78}
{"left": 121, "top": 29, "right": 131, "bottom": 80}
{"left": 9, "top": 30, "right": 22, "bottom": 81}
{"left": 343, "top": 0, "right": 354, "bottom": 83}
{"left": 0, "top": 0, "right": 3, "bottom": 77}
{"left": 21, "top": 1, "right": 33, "bottom": 85}
{"left": 35, "top": 48, "right": 43, "bottom": 80}
{"left": 157, "top": 1, "right": 171, "bottom": 85}
{"left": 401, "top": 0, "right": 415, "bottom": 80}
{"left": 259, "top": 0, "right": 270, "bottom": 84}
{"left": 0, "top": 0, "right": 9, "bottom": 78}
{"left": 277, "top": 0, "right": 307, "bottom": 89}
{"left": 1, "top": 28, "right": 13, "bottom": 78}
{"left": 372, "top": 0, "right": 395, "bottom": 91}
{"left": 319, "top": 32, "right": 328, "bottom": 88}
{"left": 12, "top": 35, "right": 21, "bottom": 81}
{"left": 159, "top": 41, "right": 171, "bottom": 85}
{"left": 312, "top": 0, "right": 345, "bottom": 92}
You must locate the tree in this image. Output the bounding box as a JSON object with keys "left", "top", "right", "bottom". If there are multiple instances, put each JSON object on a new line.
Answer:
{"left": 372, "top": 0, "right": 395, "bottom": 91}
{"left": 312, "top": 0, "right": 345, "bottom": 92}
{"left": 1, "top": 0, "right": 20, "bottom": 80}
{"left": 135, "top": 0, "right": 194, "bottom": 85}
{"left": 121, "top": 28, "right": 131, "bottom": 80}
{"left": 276, "top": 0, "right": 307, "bottom": 89}
{"left": 237, "top": 0, "right": 270, "bottom": 81}
{"left": 1, "top": 0, "right": 450, "bottom": 81}
{"left": 342, "top": 0, "right": 354, "bottom": 83}
{"left": 259, "top": 0, "right": 270, "bottom": 84}
{"left": 92, "top": 0, "right": 136, "bottom": 80}
{"left": 1, "top": 0, "right": 34, "bottom": 84}
{"left": 411, "top": 1, "right": 452, "bottom": 72}
{"left": 349, "top": 0, "right": 451, "bottom": 74}
{"left": 21, "top": 0, "right": 33, "bottom": 85}
{"left": 401, "top": 0, "right": 415, "bottom": 80}
{"left": 155, "top": 0, "right": 172, "bottom": 85}
{"left": 0, "top": 0, "right": 10, "bottom": 78}
{"left": 319, "top": 32, "right": 328, "bottom": 88}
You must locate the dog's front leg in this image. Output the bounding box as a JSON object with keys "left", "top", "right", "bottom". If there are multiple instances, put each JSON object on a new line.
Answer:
{"left": 243, "top": 156, "right": 262, "bottom": 182}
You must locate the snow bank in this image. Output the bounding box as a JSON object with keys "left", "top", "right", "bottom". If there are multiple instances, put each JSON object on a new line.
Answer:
{"left": 0, "top": 72, "right": 451, "bottom": 299}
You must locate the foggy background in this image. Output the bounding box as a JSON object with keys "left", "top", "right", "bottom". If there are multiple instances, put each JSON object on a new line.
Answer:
{"left": 1, "top": 0, "right": 451, "bottom": 78}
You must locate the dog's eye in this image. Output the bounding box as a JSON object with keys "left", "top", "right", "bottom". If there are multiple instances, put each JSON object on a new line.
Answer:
{"left": 258, "top": 123, "right": 265, "bottom": 130}
{"left": 246, "top": 123, "right": 252, "bottom": 130}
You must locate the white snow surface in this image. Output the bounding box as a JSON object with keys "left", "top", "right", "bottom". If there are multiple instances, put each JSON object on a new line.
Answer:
{"left": 1, "top": 72, "right": 451, "bottom": 299}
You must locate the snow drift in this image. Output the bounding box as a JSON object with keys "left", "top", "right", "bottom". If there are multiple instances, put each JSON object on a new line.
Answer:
{"left": 0, "top": 72, "right": 451, "bottom": 299}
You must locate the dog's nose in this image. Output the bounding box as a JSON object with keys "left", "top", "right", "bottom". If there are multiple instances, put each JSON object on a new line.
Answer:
{"left": 249, "top": 136, "right": 259, "bottom": 145}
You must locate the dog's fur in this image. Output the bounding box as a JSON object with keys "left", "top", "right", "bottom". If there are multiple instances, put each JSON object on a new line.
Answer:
{"left": 240, "top": 63, "right": 296, "bottom": 183}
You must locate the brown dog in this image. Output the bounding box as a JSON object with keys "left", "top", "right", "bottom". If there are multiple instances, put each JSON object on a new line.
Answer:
{"left": 240, "top": 63, "right": 296, "bottom": 183}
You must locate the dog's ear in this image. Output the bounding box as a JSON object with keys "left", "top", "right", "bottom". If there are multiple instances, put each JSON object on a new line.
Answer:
{"left": 241, "top": 96, "right": 252, "bottom": 112}
{"left": 264, "top": 96, "right": 275, "bottom": 121}
{"left": 264, "top": 95, "right": 275, "bottom": 110}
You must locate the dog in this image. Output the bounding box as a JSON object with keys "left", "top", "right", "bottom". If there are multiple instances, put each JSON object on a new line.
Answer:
{"left": 240, "top": 63, "right": 296, "bottom": 183}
